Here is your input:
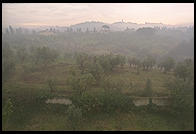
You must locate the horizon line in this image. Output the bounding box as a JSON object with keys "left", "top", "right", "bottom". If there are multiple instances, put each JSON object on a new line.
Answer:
{"left": 2, "top": 20, "right": 194, "bottom": 28}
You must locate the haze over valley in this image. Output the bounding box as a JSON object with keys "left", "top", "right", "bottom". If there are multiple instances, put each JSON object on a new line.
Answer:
{"left": 2, "top": 3, "right": 194, "bottom": 131}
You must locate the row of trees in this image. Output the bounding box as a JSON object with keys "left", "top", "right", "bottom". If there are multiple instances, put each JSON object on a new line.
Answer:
{"left": 5, "top": 25, "right": 33, "bottom": 35}
{"left": 75, "top": 53, "right": 126, "bottom": 80}
{"left": 128, "top": 56, "right": 176, "bottom": 73}
{"left": 4, "top": 25, "right": 101, "bottom": 35}
{"left": 2, "top": 40, "right": 192, "bottom": 85}
{"left": 75, "top": 52, "right": 182, "bottom": 77}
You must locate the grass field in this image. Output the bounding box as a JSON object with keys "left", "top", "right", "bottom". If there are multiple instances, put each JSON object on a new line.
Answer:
{"left": 2, "top": 62, "right": 193, "bottom": 131}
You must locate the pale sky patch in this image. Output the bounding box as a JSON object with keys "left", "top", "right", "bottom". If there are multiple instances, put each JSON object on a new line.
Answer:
{"left": 2, "top": 3, "right": 194, "bottom": 27}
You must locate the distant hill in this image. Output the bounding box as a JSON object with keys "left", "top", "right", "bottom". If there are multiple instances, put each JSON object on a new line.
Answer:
{"left": 33, "top": 22, "right": 182, "bottom": 33}
{"left": 110, "top": 22, "right": 167, "bottom": 31}
{"left": 69, "top": 21, "right": 173, "bottom": 32}
{"left": 3, "top": 21, "right": 193, "bottom": 33}
{"left": 70, "top": 21, "right": 108, "bottom": 32}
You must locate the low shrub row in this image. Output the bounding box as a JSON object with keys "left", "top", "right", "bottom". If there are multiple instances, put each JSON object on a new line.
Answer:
{"left": 71, "top": 89, "right": 135, "bottom": 115}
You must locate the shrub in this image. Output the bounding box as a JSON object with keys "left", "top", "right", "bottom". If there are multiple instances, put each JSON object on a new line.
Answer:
{"left": 101, "top": 90, "right": 134, "bottom": 113}
{"left": 67, "top": 72, "right": 96, "bottom": 96}
{"left": 66, "top": 104, "right": 83, "bottom": 130}
{"left": 71, "top": 90, "right": 135, "bottom": 115}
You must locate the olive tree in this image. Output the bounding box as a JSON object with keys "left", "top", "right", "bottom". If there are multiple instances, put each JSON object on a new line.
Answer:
{"left": 75, "top": 53, "right": 89, "bottom": 73}
{"left": 86, "top": 60, "right": 104, "bottom": 82}
{"left": 160, "top": 57, "right": 175, "bottom": 73}
{"left": 67, "top": 72, "right": 96, "bottom": 96}
{"left": 174, "top": 59, "right": 193, "bottom": 81}
{"left": 142, "top": 56, "right": 156, "bottom": 71}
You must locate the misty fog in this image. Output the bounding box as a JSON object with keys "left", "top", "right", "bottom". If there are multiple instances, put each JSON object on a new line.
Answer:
{"left": 2, "top": 3, "right": 194, "bottom": 131}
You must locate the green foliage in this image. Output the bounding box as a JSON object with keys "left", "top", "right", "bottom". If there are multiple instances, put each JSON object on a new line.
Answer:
{"left": 167, "top": 72, "right": 194, "bottom": 129}
{"left": 128, "top": 57, "right": 141, "bottom": 74}
{"left": 166, "top": 77, "right": 194, "bottom": 119}
{"left": 33, "top": 46, "right": 58, "bottom": 66}
{"left": 75, "top": 53, "right": 89, "bottom": 73}
{"left": 79, "top": 73, "right": 96, "bottom": 92}
{"left": 75, "top": 53, "right": 126, "bottom": 80}
{"left": 2, "top": 98, "right": 14, "bottom": 130}
{"left": 67, "top": 72, "right": 96, "bottom": 95}
{"left": 98, "top": 55, "right": 113, "bottom": 73}
{"left": 101, "top": 90, "right": 134, "bottom": 113}
{"left": 128, "top": 57, "right": 141, "bottom": 67}
{"left": 85, "top": 58, "right": 104, "bottom": 82}
{"left": 160, "top": 57, "right": 175, "bottom": 73}
{"left": 109, "top": 54, "right": 122, "bottom": 70}
{"left": 97, "top": 54, "right": 124, "bottom": 73}
{"left": 116, "top": 55, "right": 126, "bottom": 67}
{"left": 72, "top": 90, "right": 134, "bottom": 114}
{"left": 66, "top": 104, "right": 83, "bottom": 130}
{"left": 142, "top": 56, "right": 156, "bottom": 71}
{"left": 2, "top": 43, "right": 16, "bottom": 83}
{"left": 174, "top": 63, "right": 187, "bottom": 81}
{"left": 66, "top": 75, "right": 80, "bottom": 93}
{"left": 2, "top": 28, "right": 194, "bottom": 130}
{"left": 165, "top": 77, "right": 194, "bottom": 129}
{"left": 2, "top": 27, "right": 193, "bottom": 62}
{"left": 174, "top": 59, "right": 193, "bottom": 81}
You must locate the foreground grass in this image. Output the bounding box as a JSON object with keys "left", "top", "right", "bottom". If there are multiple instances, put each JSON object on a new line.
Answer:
{"left": 2, "top": 63, "right": 193, "bottom": 131}
{"left": 4, "top": 105, "right": 193, "bottom": 131}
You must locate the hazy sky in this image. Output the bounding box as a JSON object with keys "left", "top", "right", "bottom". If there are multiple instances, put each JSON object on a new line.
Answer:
{"left": 2, "top": 3, "right": 194, "bottom": 27}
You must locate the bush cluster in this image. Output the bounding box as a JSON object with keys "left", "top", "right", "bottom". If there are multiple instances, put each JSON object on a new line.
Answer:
{"left": 71, "top": 90, "right": 135, "bottom": 115}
